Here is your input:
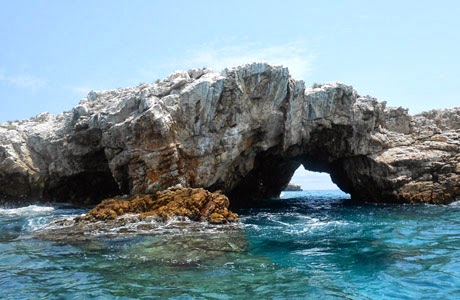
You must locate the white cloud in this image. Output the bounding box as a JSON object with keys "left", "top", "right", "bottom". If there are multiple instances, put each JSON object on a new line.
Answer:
{"left": 0, "top": 71, "right": 47, "bottom": 90}
{"left": 188, "top": 41, "right": 315, "bottom": 80}
{"left": 135, "top": 39, "right": 315, "bottom": 84}
{"left": 67, "top": 85, "right": 93, "bottom": 95}
{"left": 160, "top": 40, "right": 316, "bottom": 81}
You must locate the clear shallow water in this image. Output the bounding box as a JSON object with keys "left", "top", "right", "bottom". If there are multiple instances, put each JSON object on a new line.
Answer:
{"left": 1, "top": 191, "right": 460, "bottom": 299}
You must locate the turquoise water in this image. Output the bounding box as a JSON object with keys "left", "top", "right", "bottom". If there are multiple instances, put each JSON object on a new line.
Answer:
{"left": 1, "top": 190, "right": 460, "bottom": 299}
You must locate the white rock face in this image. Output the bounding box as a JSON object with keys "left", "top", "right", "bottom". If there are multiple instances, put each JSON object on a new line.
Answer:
{"left": 1, "top": 63, "right": 459, "bottom": 205}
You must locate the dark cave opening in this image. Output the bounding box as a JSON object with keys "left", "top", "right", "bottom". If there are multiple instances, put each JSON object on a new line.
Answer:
{"left": 46, "top": 171, "right": 121, "bottom": 205}
{"left": 45, "top": 150, "right": 122, "bottom": 205}
{"left": 227, "top": 155, "right": 301, "bottom": 206}
{"left": 226, "top": 152, "right": 351, "bottom": 208}
{"left": 226, "top": 125, "right": 360, "bottom": 208}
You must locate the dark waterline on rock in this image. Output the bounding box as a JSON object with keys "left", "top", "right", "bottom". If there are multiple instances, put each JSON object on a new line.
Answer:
{"left": 1, "top": 190, "right": 460, "bottom": 299}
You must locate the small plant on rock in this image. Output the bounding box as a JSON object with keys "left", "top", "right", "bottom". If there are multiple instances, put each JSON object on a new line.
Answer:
{"left": 311, "top": 82, "right": 323, "bottom": 89}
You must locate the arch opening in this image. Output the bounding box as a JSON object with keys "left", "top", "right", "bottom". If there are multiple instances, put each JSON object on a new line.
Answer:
{"left": 288, "top": 167, "right": 341, "bottom": 191}
{"left": 216, "top": 119, "right": 399, "bottom": 207}
{"left": 225, "top": 147, "right": 354, "bottom": 207}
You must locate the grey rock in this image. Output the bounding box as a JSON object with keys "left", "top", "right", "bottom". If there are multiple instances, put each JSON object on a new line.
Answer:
{"left": 1, "top": 63, "right": 459, "bottom": 205}
{"left": 284, "top": 184, "right": 302, "bottom": 191}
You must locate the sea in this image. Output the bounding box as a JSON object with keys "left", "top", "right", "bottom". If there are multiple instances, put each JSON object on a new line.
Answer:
{"left": 1, "top": 190, "right": 460, "bottom": 299}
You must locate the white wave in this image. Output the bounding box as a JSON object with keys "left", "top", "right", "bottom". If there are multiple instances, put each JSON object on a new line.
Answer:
{"left": 0, "top": 205, "right": 54, "bottom": 216}
{"left": 294, "top": 247, "right": 333, "bottom": 256}
{"left": 281, "top": 219, "right": 354, "bottom": 236}
{"left": 308, "top": 219, "right": 350, "bottom": 229}
{"left": 24, "top": 216, "right": 56, "bottom": 231}
{"left": 449, "top": 200, "right": 460, "bottom": 207}
{"left": 73, "top": 213, "right": 241, "bottom": 238}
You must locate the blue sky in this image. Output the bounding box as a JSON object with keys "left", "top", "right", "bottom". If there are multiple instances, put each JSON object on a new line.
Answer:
{"left": 1, "top": 0, "right": 459, "bottom": 190}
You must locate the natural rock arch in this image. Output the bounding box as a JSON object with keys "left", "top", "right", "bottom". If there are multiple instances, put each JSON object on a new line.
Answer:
{"left": 1, "top": 63, "right": 459, "bottom": 206}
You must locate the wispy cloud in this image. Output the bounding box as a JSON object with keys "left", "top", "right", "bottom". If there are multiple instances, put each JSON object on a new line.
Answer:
{"left": 183, "top": 40, "right": 315, "bottom": 80}
{"left": 67, "top": 85, "right": 93, "bottom": 95}
{"left": 143, "top": 39, "right": 316, "bottom": 81}
{"left": 0, "top": 70, "right": 47, "bottom": 90}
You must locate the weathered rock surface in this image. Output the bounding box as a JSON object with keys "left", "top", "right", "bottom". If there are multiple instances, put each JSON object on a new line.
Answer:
{"left": 1, "top": 63, "right": 459, "bottom": 205}
{"left": 35, "top": 186, "right": 239, "bottom": 243}
{"left": 77, "top": 186, "right": 238, "bottom": 224}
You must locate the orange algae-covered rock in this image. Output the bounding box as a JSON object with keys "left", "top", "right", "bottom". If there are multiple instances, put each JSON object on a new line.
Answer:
{"left": 78, "top": 186, "right": 238, "bottom": 224}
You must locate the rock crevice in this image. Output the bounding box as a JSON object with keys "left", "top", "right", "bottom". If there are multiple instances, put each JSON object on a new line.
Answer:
{"left": 1, "top": 63, "right": 459, "bottom": 205}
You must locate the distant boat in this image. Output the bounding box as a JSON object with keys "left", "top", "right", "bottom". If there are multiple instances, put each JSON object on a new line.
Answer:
{"left": 284, "top": 184, "right": 302, "bottom": 191}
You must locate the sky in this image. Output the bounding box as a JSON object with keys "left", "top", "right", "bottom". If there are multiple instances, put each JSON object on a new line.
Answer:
{"left": 1, "top": 0, "right": 459, "bottom": 190}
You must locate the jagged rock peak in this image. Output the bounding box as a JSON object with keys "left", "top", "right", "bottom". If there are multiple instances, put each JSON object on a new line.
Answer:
{"left": 1, "top": 63, "right": 459, "bottom": 206}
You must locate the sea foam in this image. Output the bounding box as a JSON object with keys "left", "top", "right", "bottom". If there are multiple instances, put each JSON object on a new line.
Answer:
{"left": 0, "top": 205, "right": 54, "bottom": 216}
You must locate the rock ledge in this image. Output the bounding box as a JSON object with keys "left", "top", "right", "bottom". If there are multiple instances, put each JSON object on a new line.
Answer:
{"left": 77, "top": 186, "right": 238, "bottom": 224}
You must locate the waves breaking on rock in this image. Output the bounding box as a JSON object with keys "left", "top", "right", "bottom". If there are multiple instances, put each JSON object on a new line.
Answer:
{"left": 35, "top": 186, "right": 239, "bottom": 241}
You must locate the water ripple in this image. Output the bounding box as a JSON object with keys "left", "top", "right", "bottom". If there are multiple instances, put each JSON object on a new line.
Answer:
{"left": 1, "top": 191, "right": 460, "bottom": 299}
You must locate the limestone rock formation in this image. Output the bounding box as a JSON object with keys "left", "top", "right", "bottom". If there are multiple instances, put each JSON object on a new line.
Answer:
{"left": 1, "top": 63, "right": 459, "bottom": 205}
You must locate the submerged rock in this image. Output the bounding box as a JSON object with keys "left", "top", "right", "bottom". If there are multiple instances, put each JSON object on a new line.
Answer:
{"left": 123, "top": 232, "right": 249, "bottom": 267}
{"left": 0, "top": 63, "right": 459, "bottom": 205}
{"left": 35, "top": 218, "right": 247, "bottom": 266}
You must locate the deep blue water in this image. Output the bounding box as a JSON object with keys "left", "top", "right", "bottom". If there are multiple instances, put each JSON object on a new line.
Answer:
{"left": 1, "top": 190, "right": 460, "bottom": 299}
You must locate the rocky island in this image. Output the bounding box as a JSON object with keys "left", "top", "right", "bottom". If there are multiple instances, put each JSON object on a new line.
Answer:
{"left": 284, "top": 184, "right": 303, "bottom": 191}
{"left": 1, "top": 63, "right": 459, "bottom": 212}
